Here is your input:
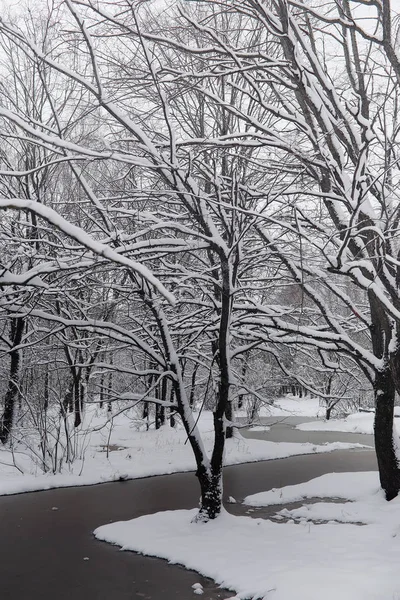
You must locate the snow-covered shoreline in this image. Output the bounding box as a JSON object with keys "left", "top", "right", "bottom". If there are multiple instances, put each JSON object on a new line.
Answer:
{"left": 0, "top": 406, "right": 368, "bottom": 496}
{"left": 0, "top": 396, "right": 386, "bottom": 600}
{"left": 96, "top": 471, "right": 399, "bottom": 600}
{"left": 296, "top": 408, "right": 400, "bottom": 435}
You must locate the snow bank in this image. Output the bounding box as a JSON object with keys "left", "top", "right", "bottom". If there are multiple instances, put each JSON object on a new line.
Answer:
{"left": 95, "top": 474, "right": 400, "bottom": 600}
{"left": 296, "top": 410, "right": 400, "bottom": 435}
{"left": 244, "top": 471, "right": 378, "bottom": 506}
{"left": 296, "top": 412, "right": 374, "bottom": 433}
{"left": 244, "top": 471, "right": 400, "bottom": 531}
{"left": 0, "top": 409, "right": 367, "bottom": 496}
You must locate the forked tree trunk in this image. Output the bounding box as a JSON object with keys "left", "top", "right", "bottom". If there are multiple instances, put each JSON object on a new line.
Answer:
{"left": 193, "top": 411, "right": 225, "bottom": 522}
{"left": 177, "top": 408, "right": 224, "bottom": 522}
{"left": 193, "top": 465, "right": 223, "bottom": 522}
{"left": 175, "top": 381, "right": 226, "bottom": 522}
{"left": 374, "top": 368, "right": 400, "bottom": 500}
{"left": 145, "top": 292, "right": 228, "bottom": 523}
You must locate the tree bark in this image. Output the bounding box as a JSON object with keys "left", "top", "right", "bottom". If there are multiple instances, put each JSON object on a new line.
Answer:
{"left": 225, "top": 399, "right": 233, "bottom": 439}
{"left": 189, "top": 364, "right": 198, "bottom": 408}
{"left": 193, "top": 411, "right": 225, "bottom": 521}
{"left": 193, "top": 465, "right": 223, "bottom": 522}
{"left": 374, "top": 367, "right": 400, "bottom": 500}
{"left": 0, "top": 317, "right": 24, "bottom": 444}
{"left": 73, "top": 381, "right": 83, "bottom": 428}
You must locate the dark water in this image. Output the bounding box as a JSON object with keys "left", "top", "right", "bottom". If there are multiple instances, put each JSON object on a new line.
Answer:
{"left": 241, "top": 416, "right": 375, "bottom": 447}
{"left": 0, "top": 421, "right": 377, "bottom": 600}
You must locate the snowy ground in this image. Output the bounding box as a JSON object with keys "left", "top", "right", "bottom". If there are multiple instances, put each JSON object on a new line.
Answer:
{"left": 95, "top": 471, "right": 399, "bottom": 600}
{"left": 265, "top": 396, "right": 324, "bottom": 417}
{"left": 296, "top": 407, "right": 400, "bottom": 435}
{"left": 0, "top": 404, "right": 367, "bottom": 496}
{"left": 296, "top": 412, "right": 375, "bottom": 434}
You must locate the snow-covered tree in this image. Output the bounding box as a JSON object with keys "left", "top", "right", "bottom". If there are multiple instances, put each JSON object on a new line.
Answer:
{"left": 0, "top": 0, "right": 273, "bottom": 520}
{"left": 166, "top": 0, "right": 400, "bottom": 499}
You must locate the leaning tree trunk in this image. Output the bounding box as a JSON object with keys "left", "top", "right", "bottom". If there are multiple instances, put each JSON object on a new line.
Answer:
{"left": 172, "top": 371, "right": 225, "bottom": 522}
{"left": 374, "top": 367, "right": 400, "bottom": 500}
{"left": 189, "top": 364, "right": 199, "bottom": 408}
{"left": 0, "top": 317, "right": 24, "bottom": 444}
{"left": 145, "top": 288, "right": 228, "bottom": 523}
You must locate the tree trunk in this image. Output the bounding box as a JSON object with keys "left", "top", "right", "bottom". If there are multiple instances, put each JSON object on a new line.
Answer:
{"left": 142, "top": 401, "right": 149, "bottom": 430}
{"left": 189, "top": 364, "right": 198, "bottom": 408}
{"left": 0, "top": 318, "right": 24, "bottom": 444}
{"left": 219, "top": 260, "right": 233, "bottom": 439}
{"left": 44, "top": 367, "right": 49, "bottom": 413}
{"left": 0, "top": 370, "right": 20, "bottom": 444}
{"left": 238, "top": 358, "right": 248, "bottom": 409}
{"left": 99, "top": 367, "right": 105, "bottom": 408}
{"left": 63, "top": 385, "right": 73, "bottom": 413}
{"left": 155, "top": 404, "right": 165, "bottom": 429}
{"left": 250, "top": 398, "right": 258, "bottom": 421}
{"left": 225, "top": 398, "right": 233, "bottom": 439}
{"left": 73, "top": 382, "right": 82, "bottom": 428}
{"left": 193, "top": 465, "right": 223, "bottom": 522}
{"left": 169, "top": 385, "right": 176, "bottom": 427}
{"left": 155, "top": 377, "right": 166, "bottom": 429}
{"left": 193, "top": 410, "right": 225, "bottom": 521}
{"left": 374, "top": 368, "right": 400, "bottom": 500}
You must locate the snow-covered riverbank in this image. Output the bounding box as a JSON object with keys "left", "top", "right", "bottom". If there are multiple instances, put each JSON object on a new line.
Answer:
{"left": 0, "top": 405, "right": 367, "bottom": 496}
{"left": 96, "top": 471, "right": 397, "bottom": 600}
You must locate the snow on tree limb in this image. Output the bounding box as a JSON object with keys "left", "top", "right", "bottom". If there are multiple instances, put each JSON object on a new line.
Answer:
{"left": 0, "top": 199, "right": 175, "bottom": 304}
